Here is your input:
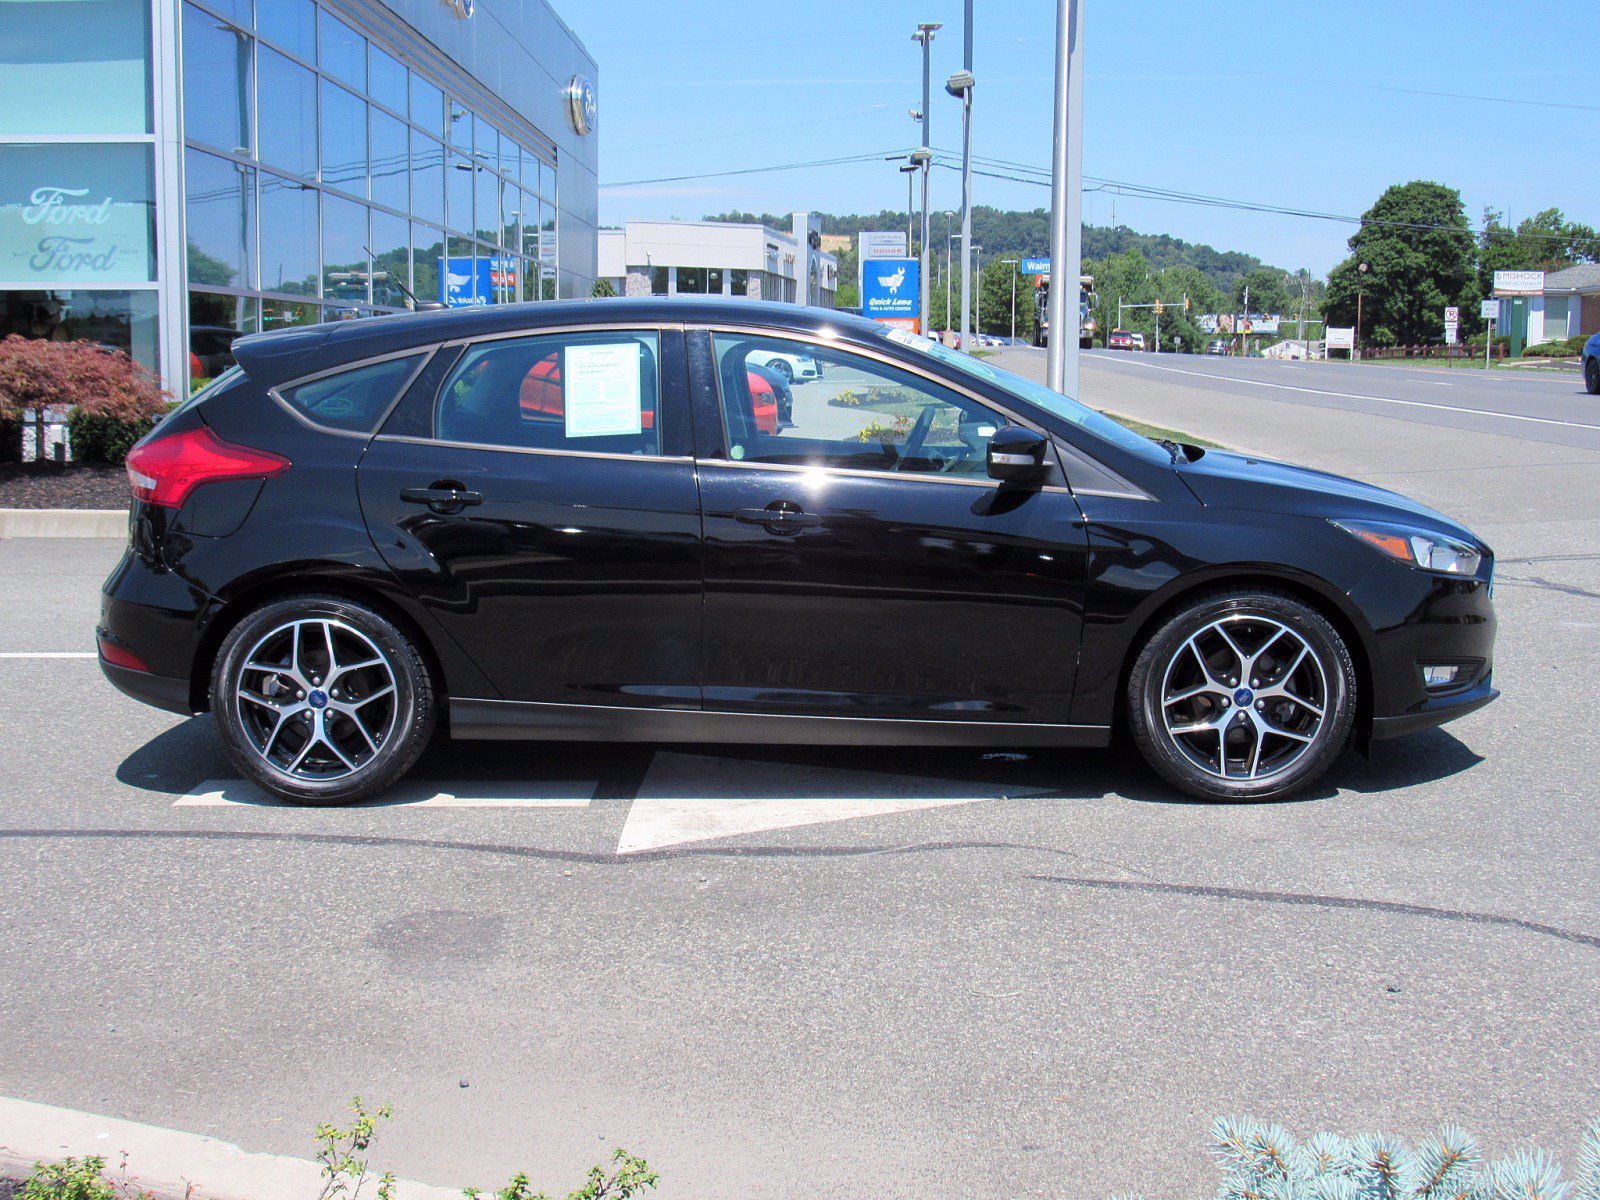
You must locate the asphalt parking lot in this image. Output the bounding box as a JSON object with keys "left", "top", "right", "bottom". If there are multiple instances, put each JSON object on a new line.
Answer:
{"left": 3, "top": 353, "right": 1599, "bottom": 1199}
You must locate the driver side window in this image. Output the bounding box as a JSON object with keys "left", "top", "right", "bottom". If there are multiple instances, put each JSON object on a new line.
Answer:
{"left": 710, "top": 334, "right": 1005, "bottom": 477}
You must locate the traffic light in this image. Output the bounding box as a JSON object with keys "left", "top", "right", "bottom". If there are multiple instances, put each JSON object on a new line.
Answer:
{"left": 1154, "top": 299, "right": 1164, "bottom": 315}
{"left": 1184, "top": 294, "right": 1191, "bottom": 311}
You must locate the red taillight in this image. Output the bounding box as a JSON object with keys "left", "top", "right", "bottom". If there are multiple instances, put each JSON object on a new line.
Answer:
{"left": 98, "top": 636, "right": 149, "bottom": 672}
{"left": 126, "top": 426, "right": 290, "bottom": 509}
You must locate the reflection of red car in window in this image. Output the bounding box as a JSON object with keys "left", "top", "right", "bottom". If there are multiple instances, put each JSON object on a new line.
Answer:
{"left": 517, "top": 353, "right": 658, "bottom": 429}
{"left": 744, "top": 368, "right": 779, "bottom": 434}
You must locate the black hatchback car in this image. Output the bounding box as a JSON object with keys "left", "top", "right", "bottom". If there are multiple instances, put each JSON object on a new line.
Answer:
{"left": 100, "top": 299, "right": 1496, "bottom": 804}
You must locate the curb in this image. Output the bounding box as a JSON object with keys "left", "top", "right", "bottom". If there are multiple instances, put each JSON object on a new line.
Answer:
{"left": 0, "top": 509, "right": 127, "bottom": 538}
{"left": 0, "top": 1096, "right": 461, "bottom": 1200}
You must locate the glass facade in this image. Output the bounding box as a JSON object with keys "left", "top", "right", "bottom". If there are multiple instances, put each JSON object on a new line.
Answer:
{"left": 182, "top": 0, "right": 560, "bottom": 360}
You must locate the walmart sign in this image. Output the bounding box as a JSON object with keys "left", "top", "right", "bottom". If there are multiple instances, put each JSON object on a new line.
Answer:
{"left": 861, "top": 257, "right": 920, "bottom": 330}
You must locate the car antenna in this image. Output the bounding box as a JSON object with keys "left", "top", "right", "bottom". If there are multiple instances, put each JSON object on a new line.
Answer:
{"left": 365, "top": 246, "right": 447, "bottom": 312}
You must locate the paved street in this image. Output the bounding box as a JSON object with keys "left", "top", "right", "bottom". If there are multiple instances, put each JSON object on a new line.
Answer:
{"left": 4, "top": 353, "right": 1599, "bottom": 1198}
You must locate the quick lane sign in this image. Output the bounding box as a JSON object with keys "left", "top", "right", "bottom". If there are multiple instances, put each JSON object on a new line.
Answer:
{"left": 861, "top": 257, "right": 921, "bottom": 330}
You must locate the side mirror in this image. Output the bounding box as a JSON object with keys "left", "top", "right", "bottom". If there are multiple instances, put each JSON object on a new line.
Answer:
{"left": 986, "top": 425, "right": 1050, "bottom": 485}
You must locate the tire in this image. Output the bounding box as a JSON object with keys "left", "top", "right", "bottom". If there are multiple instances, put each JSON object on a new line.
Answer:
{"left": 771, "top": 359, "right": 793, "bottom": 384}
{"left": 1585, "top": 357, "right": 1599, "bottom": 396}
{"left": 211, "top": 593, "right": 436, "bottom": 805}
{"left": 1125, "top": 588, "right": 1357, "bottom": 802}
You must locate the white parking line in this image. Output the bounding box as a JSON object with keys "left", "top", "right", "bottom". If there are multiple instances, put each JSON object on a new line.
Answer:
{"left": 0, "top": 651, "right": 96, "bottom": 659}
{"left": 176, "top": 778, "right": 593, "bottom": 808}
{"left": 1098, "top": 355, "right": 1600, "bottom": 431}
{"left": 616, "top": 795, "right": 994, "bottom": 854}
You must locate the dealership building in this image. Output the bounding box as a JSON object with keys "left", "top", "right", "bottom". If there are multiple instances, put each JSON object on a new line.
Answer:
{"left": 597, "top": 216, "right": 838, "bottom": 308}
{"left": 0, "top": 0, "right": 600, "bottom": 389}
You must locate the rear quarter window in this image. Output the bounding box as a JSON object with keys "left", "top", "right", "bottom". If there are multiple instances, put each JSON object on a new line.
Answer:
{"left": 278, "top": 354, "right": 426, "bottom": 433}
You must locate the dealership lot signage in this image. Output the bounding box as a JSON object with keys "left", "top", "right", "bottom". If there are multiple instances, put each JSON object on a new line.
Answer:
{"left": 861, "top": 256, "right": 920, "bottom": 330}
{"left": 857, "top": 231, "right": 907, "bottom": 262}
{"left": 439, "top": 255, "right": 519, "bottom": 306}
{"left": 1325, "top": 327, "right": 1355, "bottom": 350}
{"left": 0, "top": 144, "right": 154, "bottom": 283}
{"left": 1492, "top": 270, "right": 1544, "bottom": 296}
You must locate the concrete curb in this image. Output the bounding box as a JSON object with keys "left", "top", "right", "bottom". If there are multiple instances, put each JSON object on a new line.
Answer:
{"left": 0, "top": 509, "right": 127, "bottom": 538}
{"left": 0, "top": 1096, "right": 462, "bottom": 1200}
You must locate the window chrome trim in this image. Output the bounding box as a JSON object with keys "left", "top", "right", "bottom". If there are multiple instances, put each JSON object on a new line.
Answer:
{"left": 267, "top": 346, "right": 434, "bottom": 438}
{"left": 372, "top": 433, "right": 693, "bottom": 465}
{"left": 697, "top": 455, "right": 1075, "bottom": 493}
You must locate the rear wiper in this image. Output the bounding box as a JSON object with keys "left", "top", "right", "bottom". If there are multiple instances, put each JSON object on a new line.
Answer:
{"left": 1156, "top": 438, "right": 1189, "bottom": 464}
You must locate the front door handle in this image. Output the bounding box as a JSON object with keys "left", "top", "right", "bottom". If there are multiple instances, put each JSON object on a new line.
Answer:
{"left": 401, "top": 485, "right": 483, "bottom": 513}
{"left": 734, "top": 503, "right": 821, "bottom": 532}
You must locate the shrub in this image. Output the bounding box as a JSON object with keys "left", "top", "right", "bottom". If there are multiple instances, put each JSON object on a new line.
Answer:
{"left": 0, "top": 335, "right": 169, "bottom": 466}
{"left": 1521, "top": 335, "right": 1586, "bottom": 358}
{"left": 590, "top": 278, "right": 617, "bottom": 298}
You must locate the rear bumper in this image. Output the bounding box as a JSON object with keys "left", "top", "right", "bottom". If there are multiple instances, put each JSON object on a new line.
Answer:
{"left": 99, "top": 658, "right": 194, "bottom": 716}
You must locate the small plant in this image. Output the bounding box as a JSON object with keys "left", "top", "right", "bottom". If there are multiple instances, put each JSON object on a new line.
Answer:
{"left": 830, "top": 388, "right": 865, "bottom": 408}
{"left": 852, "top": 414, "right": 913, "bottom": 444}
{"left": 0, "top": 335, "right": 169, "bottom": 466}
{"left": 1114, "top": 1116, "right": 1600, "bottom": 1200}
{"left": 313, "top": 1096, "right": 396, "bottom": 1200}
{"left": 20, "top": 1157, "right": 116, "bottom": 1200}
{"left": 463, "top": 1151, "right": 658, "bottom": 1200}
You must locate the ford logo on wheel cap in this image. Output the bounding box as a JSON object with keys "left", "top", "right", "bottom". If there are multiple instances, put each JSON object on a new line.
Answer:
{"left": 1233, "top": 687, "right": 1254, "bottom": 707}
{"left": 308, "top": 689, "right": 329, "bottom": 709}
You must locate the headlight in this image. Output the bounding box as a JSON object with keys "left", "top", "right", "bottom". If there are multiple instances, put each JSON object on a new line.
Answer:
{"left": 1332, "top": 520, "right": 1483, "bottom": 576}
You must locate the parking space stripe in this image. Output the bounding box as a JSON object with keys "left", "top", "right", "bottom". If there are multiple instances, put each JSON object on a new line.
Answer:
{"left": 176, "top": 778, "right": 594, "bottom": 808}
{"left": 0, "top": 651, "right": 96, "bottom": 659}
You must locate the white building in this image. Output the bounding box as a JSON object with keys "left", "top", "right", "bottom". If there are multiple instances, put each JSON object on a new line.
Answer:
{"left": 598, "top": 214, "right": 837, "bottom": 307}
{"left": 1495, "top": 264, "right": 1600, "bottom": 347}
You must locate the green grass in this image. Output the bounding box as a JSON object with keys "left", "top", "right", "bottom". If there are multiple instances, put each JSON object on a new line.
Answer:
{"left": 1100, "top": 411, "right": 1227, "bottom": 449}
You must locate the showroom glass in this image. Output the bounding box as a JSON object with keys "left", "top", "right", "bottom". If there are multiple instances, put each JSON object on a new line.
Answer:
{"left": 185, "top": 149, "right": 254, "bottom": 289}
{"left": 258, "top": 175, "right": 316, "bottom": 294}
{"left": 258, "top": 47, "right": 317, "bottom": 178}
{"left": 435, "top": 332, "right": 662, "bottom": 456}
{"left": 182, "top": 3, "right": 250, "bottom": 153}
{"left": 322, "top": 193, "right": 369, "bottom": 306}
{"left": 321, "top": 81, "right": 368, "bottom": 196}
{"left": 0, "top": 0, "right": 152, "bottom": 135}
{"left": 368, "top": 43, "right": 406, "bottom": 114}
{"left": 281, "top": 354, "right": 422, "bottom": 433}
{"left": 0, "top": 289, "right": 159, "bottom": 370}
{"left": 371, "top": 210, "right": 409, "bottom": 308}
{"left": 0, "top": 143, "right": 157, "bottom": 284}
{"left": 318, "top": 7, "right": 365, "bottom": 90}
{"left": 256, "top": 0, "right": 314, "bottom": 60}
{"left": 711, "top": 335, "right": 1007, "bottom": 478}
{"left": 371, "top": 110, "right": 409, "bottom": 212}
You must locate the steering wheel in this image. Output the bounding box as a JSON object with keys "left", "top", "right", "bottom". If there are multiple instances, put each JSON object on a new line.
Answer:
{"left": 899, "top": 403, "right": 938, "bottom": 466}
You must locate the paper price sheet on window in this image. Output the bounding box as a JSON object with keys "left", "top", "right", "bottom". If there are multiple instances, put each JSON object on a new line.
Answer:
{"left": 563, "top": 342, "right": 643, "bottom": 438}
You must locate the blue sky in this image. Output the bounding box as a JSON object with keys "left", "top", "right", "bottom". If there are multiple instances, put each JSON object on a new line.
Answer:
{"left": 564, "top": 1, "right": 1596, "bottom": 275}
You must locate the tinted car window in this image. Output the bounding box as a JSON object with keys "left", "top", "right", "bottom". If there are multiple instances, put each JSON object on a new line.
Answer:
{"left": 435, "top": 332, "right": 662, "bottom": 456}
{"left": 279, "top": 354, "right": 425, "bottom": 433}
{"left": 711, "top": 334, "right": 1005, "bottom": 477}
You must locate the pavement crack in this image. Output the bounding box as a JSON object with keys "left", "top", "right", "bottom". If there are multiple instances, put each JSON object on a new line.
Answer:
{"left": 1492, "top": 573, "right": 1600, "bottom": 601}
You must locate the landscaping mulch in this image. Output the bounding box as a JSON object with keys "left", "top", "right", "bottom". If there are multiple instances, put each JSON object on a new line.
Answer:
{"left": 0, "top": 462, "right": 130, "bottom": 510}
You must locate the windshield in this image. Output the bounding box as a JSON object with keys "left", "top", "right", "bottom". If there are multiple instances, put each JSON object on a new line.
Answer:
{"left": 878, "top": 328, "right": 1168, "bottom": 460}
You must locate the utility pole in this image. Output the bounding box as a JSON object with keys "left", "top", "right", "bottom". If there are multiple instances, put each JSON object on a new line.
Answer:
{"left": 942, "top": 211, "right": 955, "bottom": 332}
{"left": 946, "top": 1, "right": 975, "bottom": 350}
{"left": 973, "top": 244, "right": 984, "bottom": 335}
{"left": 899, "top": 162, "right": 917, "bottom": 245}
{"left": 914, "top": 23, "right": 940, "bottom": 339}
{"left": 1045, "top": 0, "right": 1084, "bottom": 395}
{"left": 1001, "top": 258, "right": 1018, "bottom": 340}
{"left": 1355, "top": 261, "right": 1369, "bottom": 361}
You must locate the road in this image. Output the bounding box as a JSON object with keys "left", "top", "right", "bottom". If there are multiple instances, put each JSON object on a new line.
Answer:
{"left": 3, "top": 351, "right": 1599, "bottom": 1199}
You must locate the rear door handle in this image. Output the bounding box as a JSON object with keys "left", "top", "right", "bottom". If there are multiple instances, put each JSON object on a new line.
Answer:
{"left": 401, "top": 486, "right": 483, "bottom": 510}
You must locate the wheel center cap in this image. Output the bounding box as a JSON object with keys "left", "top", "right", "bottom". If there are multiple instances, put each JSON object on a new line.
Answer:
{"left": 1233, "top": 687, "right": 1254, "bottom": 706}
{"left": 307, "top": 689, "right": 329, "bottom": 709}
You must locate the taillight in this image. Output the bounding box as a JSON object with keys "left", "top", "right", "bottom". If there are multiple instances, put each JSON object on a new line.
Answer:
{"left": 98, "top": 636, "right": 149, "bottom": 672}
{"left": 126, "top": 426, "right": 291, "bottom": 509}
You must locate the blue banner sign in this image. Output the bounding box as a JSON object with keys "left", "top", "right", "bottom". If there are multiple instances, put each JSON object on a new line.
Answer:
{"left": 860, "top": 257, "right": 920, "bottom": 328}
{"left": 1019, "top": 257, "right": 1051, "bottom": 275}
{"left": 439, "top": 255, "right": 519, "bottom": 307}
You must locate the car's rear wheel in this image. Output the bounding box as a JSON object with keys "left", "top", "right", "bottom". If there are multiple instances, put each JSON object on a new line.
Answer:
{"left": 770, "top": 359, "right": 793, "bottom": 384}
{"left": 212, "top": 594, "right": 435, "bottom": 805}
{"left": 1585, "top": 357, "right": 1599, "bottom": 395}
{"left": 1126, "top": 589, "right": 1356, "bottom": 801}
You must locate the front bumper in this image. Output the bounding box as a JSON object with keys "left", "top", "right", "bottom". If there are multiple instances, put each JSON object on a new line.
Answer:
{"left": 1370, "top": 674, "right": 1497, "bottom": 739}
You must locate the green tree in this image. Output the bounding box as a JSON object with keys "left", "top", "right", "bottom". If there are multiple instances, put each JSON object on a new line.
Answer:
{"left": 590, "top": 278, "right": 616, "bottom": 298}
{"left": 1233, "top": 268, "right": 1293, "bottom": 318}
{"left": 1478, "top": 206, "right": 1600, "bottom": 295}
{"left": 977, "top": 258, "right": 1034, "bottom": 339}
{"left": 1323, "top": 180, "right": 1478, "bottom": 347}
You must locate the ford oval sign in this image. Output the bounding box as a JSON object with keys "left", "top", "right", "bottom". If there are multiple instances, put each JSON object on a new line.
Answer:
{"left": 566, "top": 76, "right": 596, "bottom": 136}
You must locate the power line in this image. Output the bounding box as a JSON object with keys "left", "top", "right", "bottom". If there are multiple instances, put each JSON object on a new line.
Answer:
{"left": 601, "top": 149, "right": 915, "bottom": 189}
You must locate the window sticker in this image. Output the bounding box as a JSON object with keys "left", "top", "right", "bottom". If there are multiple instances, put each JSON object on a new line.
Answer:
{"left": 563, "top": 342, "right": 643, "bottom": 438}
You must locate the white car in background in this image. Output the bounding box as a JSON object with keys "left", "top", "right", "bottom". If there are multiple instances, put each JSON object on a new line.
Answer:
{"left": 747, "top": 348, "right": 821, "bottom": 384}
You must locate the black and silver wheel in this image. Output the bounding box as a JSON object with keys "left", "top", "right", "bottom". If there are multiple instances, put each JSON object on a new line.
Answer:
{"left": 1127, "top": 589, "right": 1356, "bottom": 801}
{"left": 1585, "top": 357, "right": 1599, "bottom": 396}
{"left": 770, "top": 358, "right": 793, "bottom": 384}
{"left": 212, "top": 594, "right": 435, "bottom": 805}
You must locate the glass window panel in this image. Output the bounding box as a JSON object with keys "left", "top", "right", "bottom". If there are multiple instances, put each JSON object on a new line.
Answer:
{"left": 649, "top": 266, "right": 668, "bottom": 296}
{"left": 261, "top": 296, "right": 318, "bottom": 329}
{"left": 0, "top": 288, "right": 160, "bottom": 375}
{"left": 474, "top": 159, "right": 499, "bottom": 243}
{"left": 0, "top": 0, "right": 152, "bottom": 135}
{"left": 281, "top": 353, "right": 421, "bottom": 431}
{"left": 258, "top": 47, "right": 316, "bottom": 177}
{"left": 0, "top": 143, "right": 156, "bottom": 284}
{"left": 368, "top": 42, "right": 405, "bottom": 113}
{"left": 539, "top": 204, "right": 557, "bottom": 265}
{"left": 446, "top": 99, "right": 471, "bottom": 150}
{"left": 184, "top": 148, "right": 254, "bottom": 289}
{"left": 730, "top": 268, "right": 749, "bottom": 297}
{"left": 435, "top": 331, "right": 661, "bottom": 454}
{"left": 409, "top": 73, "right": 444, "bottom": 138}
{"left": 409, "top": 131, "right": 444, "bottom": 227}
{"left": 181, "top": 4, "right": 249, "bottom": 153}
{"left": 515, "top": 256, "right": 536, "bottom": 303}
{"left": 189, "top": 291, "right": 257, "bottom": 337}
{"left": 517, "top": 191, "right": 539, "bottom": 259}
{"left": 412, "top": 223, "right": 443, "bottom": 306}
{"left": 708, "top": 268, "right": 723, "bottom": 295}
{"left": 446, "top": 150, "right": 473, "bottom": 235}
{"left": 370, "top": 209, "right": 408, "bottom": 308}
{"left": 540, "top": 264, "right": 556, "bottom": 301}
{"left": 485, "top": 249, "right": 517, "bottom": 305}
{"left": 370, "top": 109, "right": 408, "bottom": 214}
{"left": 320, "top": 81, "right": 367, "bottom": 196}
{"left": 442, "top": 234, "right": 478, "bottom": 306}
{"left": 258, "top": 173, "right": 316, "bottom": 294}
{"left": 675, "top": 267, "right": 704, "bottom": 295}
{"left": 318, "top": 8, "right": 364, "bottom": 89}
{"left": 321, "top": 193, "right": 368, "bottom": 306}
{"left": 256, "top": 0, "right": 314, "bottom": 60}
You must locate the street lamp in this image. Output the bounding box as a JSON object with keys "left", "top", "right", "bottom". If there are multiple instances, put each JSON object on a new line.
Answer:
{"left": 971, "top": 243, "right": 984, "bottom": 338}
{"left": 1356, "top": 261, "right": 1369, "bottom": 361}
{"left": 898, "top": 161, "right": 918, "bottom": 245}
{"left": 946, "top": 52, "right": 975, "bottom": 348}
{"left": 912, "top": 22, "right": 940, "bottom": 337}
{"left": 942, "top": 211, "right": 955, "bottom": 333}
{"left": 1000, "top": 258, "right": 1019, "bottom": 341}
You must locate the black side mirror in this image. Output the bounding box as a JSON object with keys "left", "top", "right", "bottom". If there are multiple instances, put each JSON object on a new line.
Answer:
{"left": 986, "top": 425, "right": 1050, "bottom": 485}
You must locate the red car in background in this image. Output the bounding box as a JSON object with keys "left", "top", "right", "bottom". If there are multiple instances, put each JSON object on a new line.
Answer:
{"left": 1107, "top": 329, "right": 1135, "bottom": 351}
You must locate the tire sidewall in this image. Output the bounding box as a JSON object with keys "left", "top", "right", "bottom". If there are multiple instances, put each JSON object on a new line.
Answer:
{"left": 1586, "top": 358, "right": 1599, "bottom": 395}
{"left": 211, "top": 595, "right": 432, "bottom": 805}
{"left": 1128, "top": 590, "right": 1357, "bottom": 802}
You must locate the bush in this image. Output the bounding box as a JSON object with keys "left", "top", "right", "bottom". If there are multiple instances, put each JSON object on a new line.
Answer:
{"left": 0, "top": 335, "right": 169, "bottom": 466}
{"left": 1521, "top": 335, "right": 1586, "bottom": 358}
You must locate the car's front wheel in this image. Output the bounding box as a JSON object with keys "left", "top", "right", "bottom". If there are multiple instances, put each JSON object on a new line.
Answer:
{"left": 212, "top": 594, "right": 435, "bottom": 805}
{"left": 770, "top": 359, "right": 793, "bottom": 384}
{"left": 1126, "top": 589, "right": 1357, "bottom": 801}
{"left": 1585, "top": 356, "right": 1599, "bottom": 396}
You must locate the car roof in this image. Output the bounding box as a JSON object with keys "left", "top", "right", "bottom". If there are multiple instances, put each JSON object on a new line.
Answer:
{"left": 230, "top": 297, "right": 886, "bottom": 385}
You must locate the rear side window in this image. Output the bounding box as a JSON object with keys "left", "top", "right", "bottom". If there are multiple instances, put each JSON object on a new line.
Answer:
{"left": 435, "top": 331, "right": 661, "bottom": 456}
{"left": 279, "top": 354, "right": 425, "bottom": 433}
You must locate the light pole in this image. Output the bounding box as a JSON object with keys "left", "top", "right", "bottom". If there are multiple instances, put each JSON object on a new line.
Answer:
{"left": 946, "top": 228, "right": 960, "bottom": 337}
{"left": 898, "top": 162, "right": 918, "bottom": 244}
{"left": 1045, "top": 0, "right": 1085, "bottom": 395}
{"left": 972, "top": 244, "right": 983, "bottom": 336}
{"left": 1000, "top": 258, "right": 1018, "bottom": 340}
{"left": 1356, "top": 261, "right": 1369, "bottom": 361}
{"left": 947, "top": 1, "right": 975, "bottom": 351}
{"left": 913, "top": 22, "right": 940, "bottom": 337}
